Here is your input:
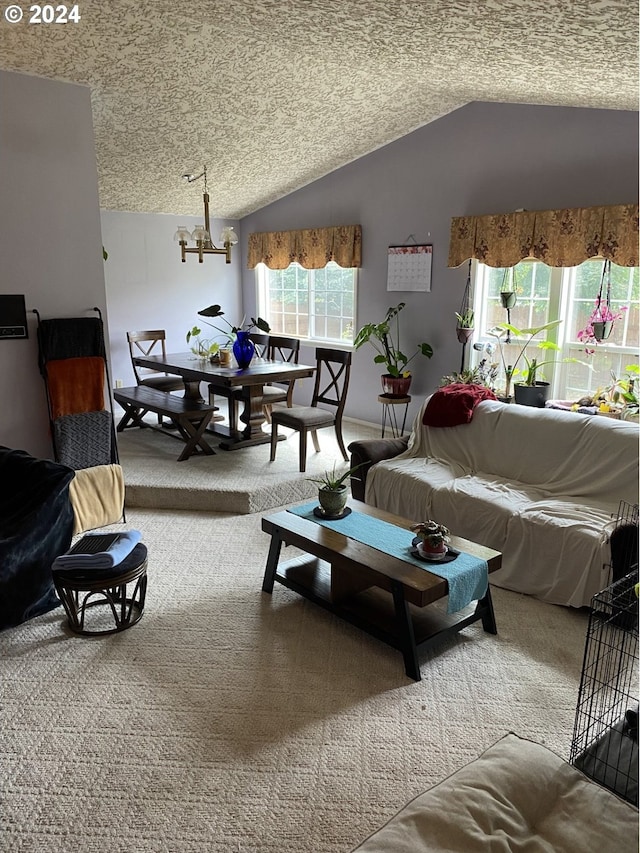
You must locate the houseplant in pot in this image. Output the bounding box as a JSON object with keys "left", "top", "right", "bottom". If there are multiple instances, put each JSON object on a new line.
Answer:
{"left": 410, "top": 519, "right": 450, "bottom": 559}
{"left": 500, "top": 268, "right": 518, "bottom": 310}
{"left": 455, "top": 309, "right": 475, "bottom": 344}
{"left": 196, "top": 304, "right": 270, "bottom": 368}
{"left": 353, "top": 303, "right": 434, "bottom": 396}
{"left": 307, "top": 462, "right": 366, "bottom": 518}
{"left": 185, "top": 326, "right": 220, "bottom": 361}
{"left": 577, "top": 261, "right": 627, "bottom": 352}
{"left": 487, "top": 320, "right": 564, "bottom": 406}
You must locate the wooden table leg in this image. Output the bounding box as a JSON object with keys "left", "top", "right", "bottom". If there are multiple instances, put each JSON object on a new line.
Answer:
{"left": 391, "top": 580, "right": 421, "bottom": 681}
{"left": 174, "top": 412, "right": 215, "bottom": 461}
{"left": 262, "top": 531, "right": 283, "bottom": 593}
{"left": 116, "top": 402, "right": 149, "bottom": 431}
{"left": 478, "top": 586, "right": 498, "bottom": 634}
{"left": 218, "top": 384, "right": 286, "bottom": 450}
{"left": 182, "top": 379, "right": 205, "bottom": 402}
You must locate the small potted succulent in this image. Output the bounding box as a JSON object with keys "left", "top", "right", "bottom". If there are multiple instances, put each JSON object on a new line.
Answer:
{"left": 410, "top": 519, "right": 450, "bottom": 557}
{"left": 307, "top": 462, "right": 366, "bottom": 517}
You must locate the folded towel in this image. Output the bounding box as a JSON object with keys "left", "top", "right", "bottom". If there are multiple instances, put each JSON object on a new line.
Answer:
{"left": 53, "top": 529, "right": 142, "bottom": 570}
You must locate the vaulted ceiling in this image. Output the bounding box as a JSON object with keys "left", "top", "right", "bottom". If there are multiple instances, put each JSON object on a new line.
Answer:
{"left": 1, "top": 0, "right": 637, "bottom": 218}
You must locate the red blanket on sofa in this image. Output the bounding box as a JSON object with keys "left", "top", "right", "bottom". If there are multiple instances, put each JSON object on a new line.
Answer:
{"left": 423, "top": 383, "right": 497, "bottom": 428}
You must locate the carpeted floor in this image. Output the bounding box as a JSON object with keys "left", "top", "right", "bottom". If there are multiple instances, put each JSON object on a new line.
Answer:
{"left": 2, "top": 496, "right": 590, "bottom": 852}
{"left": 116, "top": 414, "right": 382, "bottom": 513}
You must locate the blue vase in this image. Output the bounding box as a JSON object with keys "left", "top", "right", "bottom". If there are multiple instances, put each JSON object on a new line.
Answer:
{"left": 232, "top": 331, "right": 255, "bottom": 369}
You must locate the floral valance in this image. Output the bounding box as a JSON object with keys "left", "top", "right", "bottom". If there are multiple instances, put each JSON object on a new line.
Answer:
{"left": 448, "top": 204, "right": 639, "bottom": 268}
{"left": 247, "top": 224, "right": 362, "bottom": 270}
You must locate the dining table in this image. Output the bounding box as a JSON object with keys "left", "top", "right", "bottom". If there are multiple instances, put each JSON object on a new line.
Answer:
{"left": 132, "top": 351, "right": 315, "bottom": 450}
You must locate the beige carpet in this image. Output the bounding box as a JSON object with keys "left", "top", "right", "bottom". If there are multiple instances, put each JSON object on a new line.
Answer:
{"left": 116, "top": 414, "right": 382, "bottom": 513}
{"left": 2, "top": 500, "right": 590, "bottom": 852}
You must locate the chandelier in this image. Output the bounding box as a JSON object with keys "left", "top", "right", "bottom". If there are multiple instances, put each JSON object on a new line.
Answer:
{"left": 173, "top": 166, "right": 238, "bottom": 264}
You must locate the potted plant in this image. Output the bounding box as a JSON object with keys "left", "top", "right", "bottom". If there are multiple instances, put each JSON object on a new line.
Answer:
{"left": 185, "top": 326, "right": 220, "bottom": 361}
{"left": 603, "top": 364, "right": 640, "bottom": 421}
{"left": 353, "top": 303, "right": 434, "bottom": 396}
{"left": 197, "top": 304, "right": 271, "bottom": 369}
{"left": 410, "top": 519, "right": 450, "bottom": 557}
{"left": 577, "top": 261, "right": 627, "bottom": 351}
{"left": 455, "top": 309, "right": 475, "bottom": 344}
{"left": 500, "top": 268, "right": 518, "bottom": 310}
{"left": 307, "top": 462, "right": 366, "bottom": 518}
{"left": 488, "top": 319, "right": 587, "bottom": 406}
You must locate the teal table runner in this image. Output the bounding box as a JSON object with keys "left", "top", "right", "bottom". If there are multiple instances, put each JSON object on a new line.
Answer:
{"left": 287, "top": 502, "right": 488, "bottom": 614}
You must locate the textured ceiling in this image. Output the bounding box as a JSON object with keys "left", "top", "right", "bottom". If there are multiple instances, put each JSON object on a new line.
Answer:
{"left": 1, "top": 0, "right": 637, "bottom": 218}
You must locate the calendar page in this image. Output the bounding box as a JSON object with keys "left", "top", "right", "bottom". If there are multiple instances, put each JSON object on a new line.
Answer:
{"left": 387, "top": 244, "right": 432, "bottom": 292}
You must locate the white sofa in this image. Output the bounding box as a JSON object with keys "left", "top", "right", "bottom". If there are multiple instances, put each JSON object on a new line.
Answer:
{"left": 357, "top": 398, "right": 638, "bottom": 608}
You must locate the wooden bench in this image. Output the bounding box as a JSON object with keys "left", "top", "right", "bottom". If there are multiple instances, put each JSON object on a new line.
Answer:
{"left": 114, "top": 386, "right": 216, "bottom": 461}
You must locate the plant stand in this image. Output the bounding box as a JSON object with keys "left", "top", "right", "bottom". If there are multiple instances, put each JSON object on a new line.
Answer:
{"left": 378, "top": 394, "right": 411, "bottom": 438}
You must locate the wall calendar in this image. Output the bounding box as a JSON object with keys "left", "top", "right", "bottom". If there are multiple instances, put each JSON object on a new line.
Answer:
{"left": 386, "top": 244, "right": 433, "bottom": 292}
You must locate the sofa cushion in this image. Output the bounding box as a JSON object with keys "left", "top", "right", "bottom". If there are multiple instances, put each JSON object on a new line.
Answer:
{"left": 429, "top": 474, "right": 549, "bottom": 553}
{"left": 362, "top": 455, "right": 464, "bottom": 521}
{"left": 351, "top": 733, "right": 639, "bottom": 852}
{"left": 496, "top": 499, "right": 615, "bottom": 607}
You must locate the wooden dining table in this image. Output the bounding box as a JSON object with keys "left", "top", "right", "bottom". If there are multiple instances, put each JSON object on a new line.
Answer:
{"left": 132, "top": 352, "right": 315, "bottom": 450}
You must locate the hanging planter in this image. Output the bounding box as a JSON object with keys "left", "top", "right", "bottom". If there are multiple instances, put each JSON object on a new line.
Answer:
{"left": 577, "top": 260, "right": 627, "bottom": 353}
{"left": 592, "top": 320, "right": 613, "bottom": 342}
{"left": 500, "top": 291, "right": 517, "bottom": 309}
{"left": 500, "top": 268, "right": 518, "bottom": 309}
{"left": 455, "top": 260, "right": 475, "bottom": 351}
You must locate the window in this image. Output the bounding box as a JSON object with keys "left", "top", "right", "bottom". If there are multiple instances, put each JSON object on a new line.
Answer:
{"left": 257, "top": 261, "right": 357, "bottom": 346}
{"left": 471, "top": 259, "right": 639, "bottom": 398}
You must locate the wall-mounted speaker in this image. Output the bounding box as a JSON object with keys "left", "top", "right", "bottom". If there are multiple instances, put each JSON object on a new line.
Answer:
{"left": 0, "top": 295, "right": 28, "bottom": 339}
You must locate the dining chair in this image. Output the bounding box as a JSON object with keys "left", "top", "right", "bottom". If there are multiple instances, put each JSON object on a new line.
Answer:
{"left": 208, "top": 332, "right": 270, "bottom": 431}
{"left": 258, "top": 335, "right": 301, "bottom": 421}
{"left": 269, "top": 347, "right": 351, "bottom": 472}
{"left": 127, "top": 330, "right": 184, "bottom": 393}
{"left": 126, "top": 330, "right": 184, "bottom": 425}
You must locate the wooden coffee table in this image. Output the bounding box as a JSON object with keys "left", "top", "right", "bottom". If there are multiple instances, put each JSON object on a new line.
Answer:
{"left": 261, "top": 499, "right": 502, "bottom": 681}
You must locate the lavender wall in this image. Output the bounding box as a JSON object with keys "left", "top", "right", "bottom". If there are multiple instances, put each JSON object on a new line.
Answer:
{"left": 240, "top": 101, "right": 639, "bottom": 426}
{"left": 101, "top": 211, "right": 242, "bottom": 389}
{"left": 0, "top": 70, "right": 106, "bottom": 458}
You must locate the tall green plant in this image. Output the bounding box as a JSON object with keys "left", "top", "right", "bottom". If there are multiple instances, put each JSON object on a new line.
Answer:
{"left": 353, "top": 303, "right": 433, "bottom": 377}
{"left": 487, "top": 319, "right": 588, "bottom": 395}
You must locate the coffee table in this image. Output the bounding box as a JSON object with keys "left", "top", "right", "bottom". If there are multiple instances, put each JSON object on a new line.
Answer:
{"left": 261, "top": 499, "right": 502, "bottom": 681}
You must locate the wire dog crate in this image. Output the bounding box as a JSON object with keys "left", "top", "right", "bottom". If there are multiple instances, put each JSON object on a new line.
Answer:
{"left": 570, "top": 567, "right": 638, "bottom": 805}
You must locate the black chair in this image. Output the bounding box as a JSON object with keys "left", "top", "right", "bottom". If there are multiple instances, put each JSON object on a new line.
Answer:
{"left": 127, "top": 330, "right": 184, "bottom": 426}
{"left": 127, "top": 330, "right": 184, "bottom": 394}
{"left": 270, "top": 348, "right": 351, "bottom": 472}
{"left": 258, "top": 335, "right": 301, "bottom": 421}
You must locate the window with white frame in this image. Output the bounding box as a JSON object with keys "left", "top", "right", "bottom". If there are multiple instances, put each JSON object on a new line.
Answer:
{"left": 471, "top": 259, "right": 639, "bottom": 399}
{"left": 256, "top": 261, "right": 357, "bottom": 346}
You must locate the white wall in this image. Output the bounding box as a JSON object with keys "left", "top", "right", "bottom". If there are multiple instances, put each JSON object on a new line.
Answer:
{"left": 101, "top": 211, "right": 241, "bottom": 388}
{"left": 0, "top": 70, "right": 106, "bottom": 458}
